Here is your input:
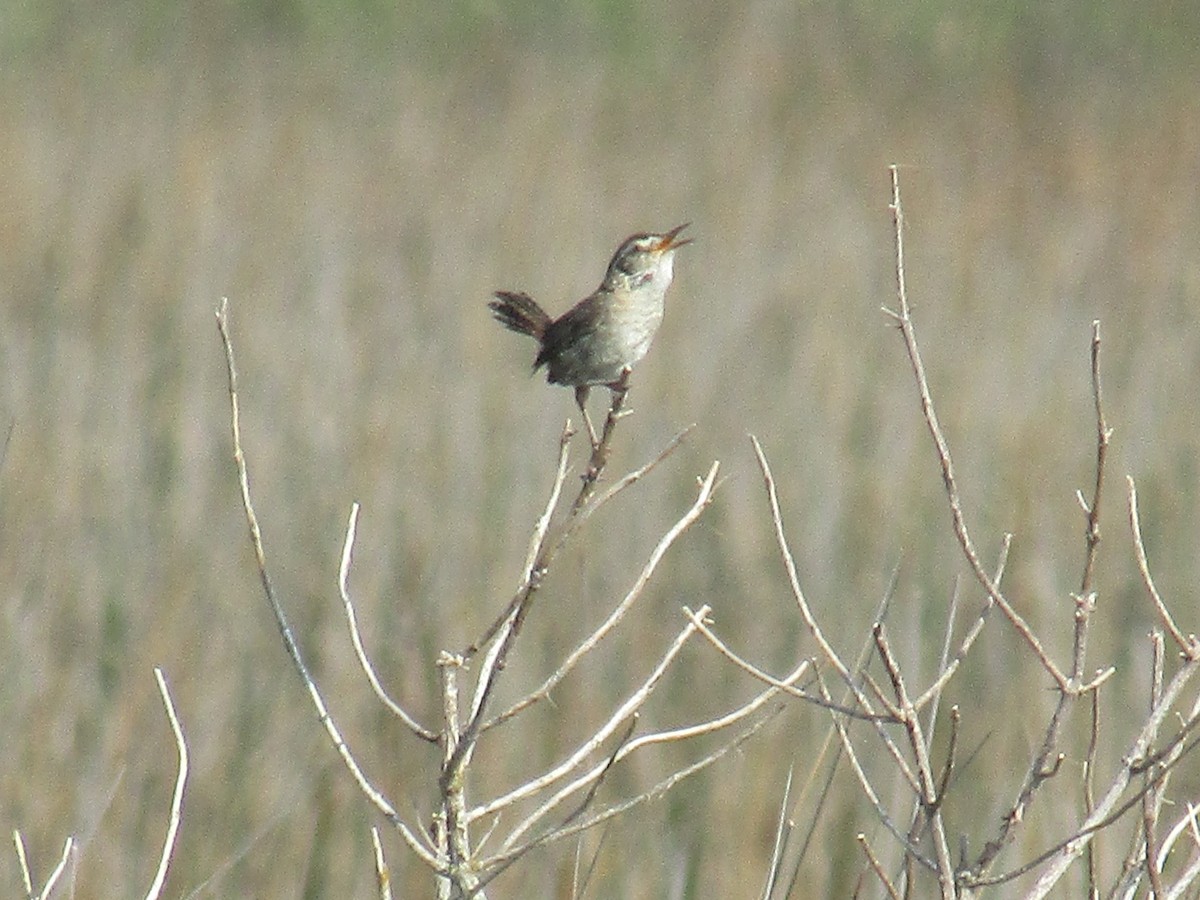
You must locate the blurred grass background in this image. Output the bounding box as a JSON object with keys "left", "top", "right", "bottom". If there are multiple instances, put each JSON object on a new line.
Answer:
{"left": 2, "top": 0, "right": 1199, "bottom": 896}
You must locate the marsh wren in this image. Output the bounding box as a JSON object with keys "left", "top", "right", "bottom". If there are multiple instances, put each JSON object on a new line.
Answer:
{"left": 489, "top": 223, "right": 691, "bottom": 446}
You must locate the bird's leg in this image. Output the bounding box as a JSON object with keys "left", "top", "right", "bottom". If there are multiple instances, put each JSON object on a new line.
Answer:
{"left": 606, "top": 368, "right": 633, "bottom": 420}
{"left": 574, "top": 384, "right": 600, "bottom": 449}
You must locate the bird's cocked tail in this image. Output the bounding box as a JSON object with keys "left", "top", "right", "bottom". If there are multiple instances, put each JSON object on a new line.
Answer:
{"left": 489, "top": 291, "right": 551, "bottom": 340}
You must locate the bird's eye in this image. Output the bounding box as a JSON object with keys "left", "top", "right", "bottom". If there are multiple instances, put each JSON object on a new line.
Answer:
{"left": 616, "top": 250, "right": 641, "bottom": 274}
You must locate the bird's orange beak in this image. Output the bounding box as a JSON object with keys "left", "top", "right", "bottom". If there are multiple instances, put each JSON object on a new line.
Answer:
{"left": 657, "top": 223, "right": 692, "bottom": 251}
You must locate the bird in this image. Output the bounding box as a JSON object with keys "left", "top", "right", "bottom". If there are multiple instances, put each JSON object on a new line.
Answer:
{"left": 489, "top": 223, "right": 690, "bottom": 446}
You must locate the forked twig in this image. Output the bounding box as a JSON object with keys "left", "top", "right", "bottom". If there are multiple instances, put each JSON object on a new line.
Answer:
{"left": 751, "top": 435, "right": 922, "bottom": 798}
{"left": 873, "top": 624, "right": 956, "bottom": 898}
{"left": 986, "top": 656, "right": 1200, "bottom": 894}
{"left": 484, "top": 462, "right": 720, "bottom": 730}
{"left": 460, "top": 430, "right": 700, "bottom": 751}
{"left": 470, "top": 717, "right": 639, "bottom": 894}
{"left": 478, "top": 710, "right": 780, "bottom": 882}
{"left": 12, "top": 831, "right": 74, "bottom": 900}
{"left": 492, "top": 634, "right": 804, "bottom": 854}
{"left": 812, "top": 671, "right": 936, "bottom": 872}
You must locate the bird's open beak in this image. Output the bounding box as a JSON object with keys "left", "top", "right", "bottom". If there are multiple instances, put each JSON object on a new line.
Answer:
{"left": 657, "top": 223, "right": 692, "bottom": 251}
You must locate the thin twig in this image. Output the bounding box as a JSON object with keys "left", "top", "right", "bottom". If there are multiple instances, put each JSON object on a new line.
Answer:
{"left": 751, "top": 435, "right": 889, "bottom": 718}
{"left": 782, "top": 569, "right": 903, "bottom": 898}
{"left": 812, "top": 670, "right": 937, "bottom": 872}
{"left": 338, "top": 503, "right": 438, "bottom": 741}
{"left": 13, "top": 830, "right": 33, "bottom": 897}
{"left": 761, "top": 768, "right": 794, "bottom": 900}
{"left": 687, "top": 615, "right": 891, "bottom": 720}
{"left": 1077, "top": 320, "right": 1111, "bottom": 601}
{"left": 466, "top": 424, "right": 574, "bottom": 658}
{"left": 882, "top": 167, "right": 1074, "bottom": 694}
{"left": 752, "top": 435, "right": 920, "bottom": 797}
{"left": 877, "top": 207, "right": 1126, "bottom": 888}
{"left": 1127, "top": 476, "right": 1199, "bottom": 658}
{"left": 146, "top": 668, "right": 188, "bottom": 900}
{"left": 873, "top": 624, "right": 957, "bottom": 898}
{"left": 984, "top": 656, "right": 1200, "bottom": 894}
{"left": 574, "top": 370, "right": 632, "bottom": 512}
{"left": 900, "top": 578, "right": 964, "bottom": 896}
{"left": 968, "top": 727, "right": 1200, "bottom": 891}
{"left": 1084, "top": 685, "right": 1100, "bottom": 897}
{"left": 371, "top": 827, "right": 393, "bottom": 900}
{"left": 1157, "top": 801, "right": 1200, "bottom": 876}
{"left": 912, "top": 534, "right": 1011, "bottom": 711}
{"left": 858, "top": 833, "right": 903, "bottom": 900}
{"left": 582, "top": 425, "right": 695, "bottom": 516}
{"left": 215, "top": 299, "right": 439, "bottom": 870}
{"left": 1143, "top": 632, "right": 1166, "bottom": 899}
{"left": 473, "top": 714, "right": 640, "bottom": 895}
{"left": 27, "top": 835, "right": 75, "bottom": 900}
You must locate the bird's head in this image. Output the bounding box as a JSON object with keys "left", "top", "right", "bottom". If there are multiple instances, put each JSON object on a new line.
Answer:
{"left": 604, "top": 223, "right": 691, "bottom": 291}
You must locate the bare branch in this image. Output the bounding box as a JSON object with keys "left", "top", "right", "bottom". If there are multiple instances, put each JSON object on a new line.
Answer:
{"left": 1156, "top": 802, "right": 1200, "bottom": 880}
{"left": 469, "top": 712, "right": 641, "bottom": 896}
{"left": 1083, "top": 685, "right": 1100, "bottom": 896}
{"left": 1077, "top": 320, "right": 1111, "bottom": 601}
{"left": 781, "top": 567, "right": 902, "bottom": 897}
{"left": 968, "top": 724, "right": 1200, "bottom": 891}
{"left": 16, "top": 833, "right": 76, "bottom": 900}
{"left": 574, "top": 370, "right": 632, "bottom": 512}
{"left": 215, "top": 299, "right": 439, "bottom": 870}
{"left": 686, "top": 614, "right": 895, "bottom": 721}
{"left": 1142, "top": 632, "right": 1167, "bottom": 899}
{"left": 580, "top": 425, "right": 695, "bottom": 518}
{"left": 494, "top": 639, "right": 806, "bottom": 853}
{"left": 882, "top": 167, "right": 1073, "bottom": 693}
{"left": 750, "top": 435, "right": 884, "bottom": 716}
{"left": 480, "top": 710, "right": 780, "bottom": 880}
{"left": 1012, "top": 657, "right": 1200, "bottom": 895}
{"left": 41, "top": 838, "right": 74, "bottom": 900}
{"left": 752, "top": 435, "right": 922, "bottom": 798}
{"left": 471, "top": 606, "right": 710, "bottom": 825}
